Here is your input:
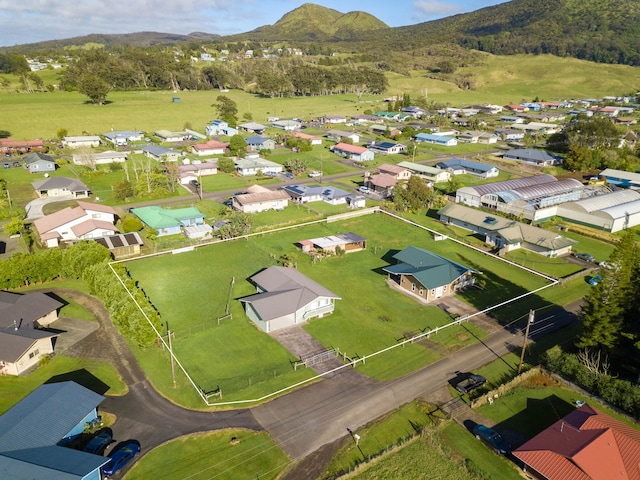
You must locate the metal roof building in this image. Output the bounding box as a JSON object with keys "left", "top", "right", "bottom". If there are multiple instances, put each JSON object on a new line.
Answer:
{"left": 557, "top": 189, "right": 640, "bottom": 232}
{"left": 456, "top": 174, "right": 557, "bottom": 207}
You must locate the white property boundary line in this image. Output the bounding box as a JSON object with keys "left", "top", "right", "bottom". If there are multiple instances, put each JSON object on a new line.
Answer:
{"left": 109, "top": 207, "right": 559, "bottom": 406}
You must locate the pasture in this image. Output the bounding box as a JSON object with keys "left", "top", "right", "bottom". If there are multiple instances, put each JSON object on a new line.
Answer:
{"left": 123, "top": 211, "right": 557, "bottom": 406}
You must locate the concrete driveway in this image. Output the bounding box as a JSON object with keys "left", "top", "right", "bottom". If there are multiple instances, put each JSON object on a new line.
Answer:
{"left": 25, "top": 196, "right": 72, "bottom": 220}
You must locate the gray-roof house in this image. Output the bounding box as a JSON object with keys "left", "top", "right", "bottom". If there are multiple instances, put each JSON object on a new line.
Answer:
{"left": 24, "top": 152, "right": 56, "bottom": 173}
{"left": 383, "top": 246, "right": 477, "bottom": 303}
{"left": 439, "top": 203, "right": 577, "bottom": 257}
{"left": 238, "top": 122, "right": 267, "bottom": 134}
{"left": 0, "top": 381, "right": 109, "bottom": 479}
{"left": 245, "top": 136, "right": 276, "bottom": 152}
{"left": 103, "top": 130, "right": 143, "bottom": 146}
{"left": 0, "top": 291, "right": 64, "bottom": 375}
{"left": 142, "top": 144, "right": 180, "bottom": 162}
{"left": 283, "top": 184, "right": 351, "bottom": 205}
{"left": 503, "top": 148, "right": 563, "bottom": 166}
{"left": 240, "top": 266, "right": 341, "bottom": 332}
{"left": 235, "top": 154, "right": 283, "bottom": 176}
{"left": 31, "top": 176, "right": 90, "bottom": 199}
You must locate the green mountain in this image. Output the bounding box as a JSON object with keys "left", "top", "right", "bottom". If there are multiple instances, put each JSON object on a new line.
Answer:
{"left": 381, "top": 0, "right": 640, "bottom": 65}
{"left": 235, "top": 3, "right": 389, "bottom": 42}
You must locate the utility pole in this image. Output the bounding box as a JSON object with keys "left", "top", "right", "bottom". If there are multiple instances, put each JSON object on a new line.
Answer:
{"left": 167, "top": 326, "right": 177, "bottom": 389}
{"left": 518, "top": 310, "right": 535, "bottom": 374}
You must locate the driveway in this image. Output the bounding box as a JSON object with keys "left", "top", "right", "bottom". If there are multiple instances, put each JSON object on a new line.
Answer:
{"left": 25, "top": 196, "right": 72, "bottom": 220}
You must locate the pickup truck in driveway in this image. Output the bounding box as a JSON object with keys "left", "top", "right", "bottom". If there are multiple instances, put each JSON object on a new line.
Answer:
{"left": 452, "top": 371, "right": 486, "bottom": 394}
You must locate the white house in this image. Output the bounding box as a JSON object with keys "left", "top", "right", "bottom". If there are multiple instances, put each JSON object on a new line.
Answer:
{"left": 330, "top": 143, "right": 375, "bottom": 162}
{"left": 231, "top": 185, "right": 290, "bottom": 213}
{"left": 235, "top": 154, "right": 283, "bottom": 176}
{"left": 192, "top": 140, "right": 229, "bottom": 156}
{"left": 62, "top": 136, "right": 101, "bottom": 149}
{"left": 72, "top": 150, "right": 127, "bottom": 166}
{"left": 103, "top": 130, "right": 143, "bottom": 146}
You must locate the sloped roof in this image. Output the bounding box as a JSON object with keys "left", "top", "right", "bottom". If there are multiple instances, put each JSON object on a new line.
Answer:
{"left": 332, "top": 143, "right": 368, "bottom": 154}
{"left": 0, "top": 291, "right": 63, "bottom": 329}
{"left": 31, "top": 177, "right": 89, "bottom": 193}
{"left": 235, "top": 156, "right": 282, "bottom": 170}
{"left": 493, "top": 178, "right": 584, "bottom": 203}
{"left": 131, "top": 206, "right": 204, "bottom": 229}
{"left": 240, "top": 267, "right": 340, "bottom": 322}
{"left": 397, "top": 161, "right": 444, "bottom": 176}
{"left": 378, "top": 163, "right": 407, "bottom": 175}
{"left": 0, "top": 329, "right": 57, "bottom": 364}
{"left": 24, "top": 152, "right": 54, "bottom": 165}
{"left": 75, "top": 201, "right": 116, "bottom": 215}
{"left": 70, "top": 219, "right": 119, "bottom": 237}
{"left": 457, "top": 174, "right": 557, "bottom": 197}
{"left": 233, "top": 190, "right": 290, "bottom": 206}
{"left": 382, "top": 246, "right": 476, "bottom": 289}
{"left": 369, "top": 173, "right": 397, "bottom": 188}
{"left": 600, "top": 169, "right": 640, "bottom": 184}
{"left": 561, "top": 190, "right": 640, "bottom": 214}
{"left": 192, "top": 140, "right": 229, "bottom": 151}
{"left": 94, "top": 232, "right": 143, "bottom": 250}
{"left": 245, "top": 135, "right": 272, "bottom": 145}
{"left": 34, "top": 202, "right": 115, "bottom": 236}
{"left": 436, "top": 158, "right": 498, "bottom": 173}
{"left": 514, "top": 404, "right": 640, "bottom": 480}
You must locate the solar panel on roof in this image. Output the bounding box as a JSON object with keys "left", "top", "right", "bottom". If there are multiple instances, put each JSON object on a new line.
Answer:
{"left": 110, "top": 236, "right": 124, "bottom": 248}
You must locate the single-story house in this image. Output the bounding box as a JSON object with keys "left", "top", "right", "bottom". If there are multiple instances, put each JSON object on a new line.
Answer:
{"left": 231, "top": 185, "right": 290, "bottom": 213}
{"left": 183, "top": 223, "right": 213, "bottom": 239}
{"left": 505, "top": 104, "right": 529, "bottom": 112}
{"left": 494, "top": 128, "right": 525, "bottom": 141}
{"left": 246, "top": 136, "right": 276, "bottom": 152}
{"left": 414, "top": 133, "right": 458, "bottom": 146}
{"left": 509, "top": 122, "right": 560, "bottom": 135}
{"left": 34, "top": 201, "right": 119, "bottom": 248}
{"left": 366, "top": 173, "right": 397, "bottom": 198}
{"left": 436, "top": 158, "right": 499, "bottom": 178}
{"left": 0, "top": 290, "right": 63, "bottom": 376}
{"left": 326, "top": 130, "right": 360, "bottom": 144}
{"left": 143, "top": 144, "right": 180, "bottom": 162}
{"left": 31, "top": 177, "right": 90, "bottom": 199}
{"left": 0, "top": 381, "right": 109, "bottom": 477}
{"left": 154, "top": 129, "right": 190, "bottom": 142}
{"left": 438, "top": 203, "right": 577, "bottom": 257}
{"left": 500, "top": 115, "right": 525, "bottom": 123}
{"left": 382, "top": 246, "right": 477, "bottom": 302}
{"left": 192, "top": 140, "right": 229, "bottom": 156}
{"left": 370, "top": 125, "right": 402, "bottom": 137}
{"left": 271, "top": 120, "right": 301, "bottom": 131}
{"left": 403, "top": 106, "right": 427, "bottom": 118}
{"left": 283, "top": 184, "right": 351, "bottom": 205}
{"left": 346, "top": 194, "right": 367, "bottom": 209}
{"left": 62, "top": 135, "right": 101, "bottom": 149}
{"left": 131, "top": 206, "right": 205, "bottom": 236}
{"left": 457, "top": 131, "right": 499, "bottom": 144}
{"left": 299, "top": 232, "right": 366, "bottom": 255}
{"left": 206, "top": 120, "right": 239, "bottom": 137}
{"left": 291, "top": 131, "right": 322, "bottom": 145}
{"left": 396, "top": 161, "right": 451, "bottom": 183}
{"left": 502, "top": 148, "right": 563, "bottom": 166}
{"left": 235, "top": 154, "right": 283, "bottom": 176}
{"left": 24, "top": 152, "right": 56, "bottom": 173}
{"left": 94, "top": 232, "right": 144, "bottom": 258}
{"left": 73, "top": 150, "right": 127, "bottom": 166}
{"left": 378, "top": 163, "right": 411, "bottom": 181}
{"left": 103, "top": 130, "right": 143, "bottom": 146}
{"left": 238, "top": 122, "right": 267, "bottom": 134}
{"left": 0, "top": 138, "right": 45, "bottom": 154}
{"left": 322, "top": 115, "right": 347, "bottom": 124}
{"left": 240, "top": 266, "right": 341, "bottom": 333}
{"left": 178, "top": 161, "right": 218, "bottom": 184}
{"left": 513, "top": 404, "right": 640, "bottom": 480}
{"left": 369, "top": 141, "right": 406, "bottom": 155}
{"left": 330, "top": 143, "right": 375, "bottom": 162}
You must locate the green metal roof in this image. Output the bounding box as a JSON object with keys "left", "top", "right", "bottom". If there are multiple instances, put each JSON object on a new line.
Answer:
{"left": 383, "top": 246, "right": 476, "bottom": 289}
{"left": 131, "top": 206, "right": 204, "bottom": 229}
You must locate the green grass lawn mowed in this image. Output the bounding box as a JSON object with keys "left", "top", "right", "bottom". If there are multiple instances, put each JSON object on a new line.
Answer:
{"left": 125, "top": 212, "right": 553, "bottom": 405}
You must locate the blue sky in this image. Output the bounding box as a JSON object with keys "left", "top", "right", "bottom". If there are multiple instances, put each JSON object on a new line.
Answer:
{"left": 0, "top": 0, "right": 509, "bottom": 47}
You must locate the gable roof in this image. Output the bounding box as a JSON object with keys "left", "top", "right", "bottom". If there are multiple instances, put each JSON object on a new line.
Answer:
{"left": 192, "top": 140, "right": 229, "bottom": 151}
{"left": 0, "top": 329, "right": 58, "bottom": 364}
{"left": 378, "top": 163, "right": 408, "bottom": 175}
{"left": 514, "top": 404, "right": 640, "bottom": 480}
{"left": 383, "top": 246, "right": 476, "bottom": 289}
{"left": 23, "top": 152, "right": 55, "bottom": 165}
{"left": 245, "top": 135, "right": 272, "bottom": 145}
{"left": 94, "top": 232, "right": 143, "bottom": 250}
{"left": 240, "top": 267, "right": 340, "bottom": 322}
{"left": 33, "top": 202, "right": 116, "bottom": 236}
{"left": 0, "top": 291, "right": 64, "bottom": 329}
{"left": 369, "top": 173, "right": 398, "bottom": 188}
{"left": 333, "top": 143, "right": 367, "bottom": 154}
{"left": 437, "top": 158, "right": 498, "bottom": 173}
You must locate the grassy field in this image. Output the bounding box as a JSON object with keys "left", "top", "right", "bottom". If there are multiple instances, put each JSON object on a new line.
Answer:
{"left": 0, "top": 355, "right": 126, "bottom": 414}
{"left": 124, "top": 429, "right": 289, "bottom": 480}
{"left": 122, "top": 211, "right": 566, "bottom": 405}
{"left": 2, "top": 53, "right": 639, "bottom": 141}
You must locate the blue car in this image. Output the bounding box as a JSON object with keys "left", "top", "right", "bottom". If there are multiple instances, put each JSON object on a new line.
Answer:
{"left": 83, "top": 430, "right": 112, "bottom": 455}
{"left": 101, "top": 441, "right": 140, "bottom": 477}
{"left": 472, "top": 424, "right": 512, "bottom": 454}
{"left": 589, "top": 274, "right": 602, "bottom": 286}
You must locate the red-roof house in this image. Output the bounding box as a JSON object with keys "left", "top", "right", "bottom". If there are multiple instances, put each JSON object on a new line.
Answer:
{"left": 292, "top": 131, "right": 322, "bottom": 145}
{"left": 191, "top": 140, "right": 229, "bottom": 156}
{"left": 513, "top": 404, "right": 640, "bottom": 480}
{"left": 0, "top": 138, "right": 45, "bottom": 154}
{"left": 330, "top": 142, "right": 374, "bottom": 162}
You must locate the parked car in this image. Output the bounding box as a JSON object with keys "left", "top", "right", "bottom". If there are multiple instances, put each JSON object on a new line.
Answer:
{"left": 101, "top": 441, "right": 140, "bottom": 477}
{"left": 83, "top": 430, "right": 112, "bottom": 455}
{"left": 472, "top": 424, "right": 512, "bottom": 455}
{"left": 588, "top": 274, "right": 602, "bottom": 286}
{"left": 358, "top": 186, "right": 370, "bottom": 194}
{"left": 283, "top": 172, "right": 294, "bottom": 179}
{"left": 453, "top": 372, "right": 486, "bottom": 394}
{"left": 574, "top": 252, "right": 595, "bottom": 262}
{"left": 3, "top": 163, "right": 9, "bottom": 169}
{"left": 189, "top": 179, "right": 200, "bottom": 187}
{"left": 308, "top": 171, "right": 322, "bottom": 178}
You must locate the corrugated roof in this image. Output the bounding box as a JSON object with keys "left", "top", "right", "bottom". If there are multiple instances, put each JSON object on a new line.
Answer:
{"left": 1, "top": 446, "right": 109, "bottom": 479}
{"left": 493, "top": 178, "right": 584, "bottom": 203}
{"left": 370, "top": 173, "right": 397, "bottom": 188}
{"left": 600, "top": 169, "right": 640, "bottom": 183}
{"left": 0, "top": 291, "right": 64, "bottom": 329}
{"left": 0, "top": 330, "right": 57, "bottom": 364}
{"left": 459, "top": 174, "right": 557, "bottom": 197}
{"left": 597, "top": 199, "right": 640, "bottom": 220}
{"left": 333, "top": 143, "right": 367, "bottom": 154}
{"left": 131, "top": 206, "right": 204, "bottom": 229}
{"left": 567, "top": 190, "right": 640, "bottom": 213}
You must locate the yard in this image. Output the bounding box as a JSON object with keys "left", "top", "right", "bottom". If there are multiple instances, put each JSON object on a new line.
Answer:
{"left": 123, "top": 211, "right": 561, "bottom": 406}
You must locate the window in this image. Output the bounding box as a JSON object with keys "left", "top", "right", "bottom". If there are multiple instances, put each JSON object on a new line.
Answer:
{"left": 419, "top": 287, "right": 424, "bottom": 296}
{"left": 431, "top": 289, "right": 435, "bottom": 295}
{"left": 411, "top": 283, "right": 415, "bottom": 292}
{"left": 444, "top": 285, "right": 447, "bottom": 292}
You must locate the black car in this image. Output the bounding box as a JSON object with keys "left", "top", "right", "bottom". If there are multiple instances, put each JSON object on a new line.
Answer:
{"left": 452, "top": 371, "right": 486, "bottom": 394}
{"left": 473, "top": 424, "right": 512, "bottom": 455}
{"left": 83, "top": 430, "right": 112, "bottom": 455}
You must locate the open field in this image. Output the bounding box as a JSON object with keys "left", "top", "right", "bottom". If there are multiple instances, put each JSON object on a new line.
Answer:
{"left": 2, "top": 53, "right": 639, "bottom": 140}
{"left": 123, "top": 211, "right": 563, "bottom": 406}
{"left": 124, "top": 429, "right": 288, "bottom": 480}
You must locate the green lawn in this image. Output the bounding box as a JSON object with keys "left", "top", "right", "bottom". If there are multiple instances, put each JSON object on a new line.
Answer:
{"left": 0, "top": 355, "right": 126, "bottom": 414}
{"left": 124, "top": 430, "right": 289, "bottom": 480}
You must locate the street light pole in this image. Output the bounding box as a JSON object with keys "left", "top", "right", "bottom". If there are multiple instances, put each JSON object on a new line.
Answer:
{"left": 518, "top": 309, "right": 535, "bottom": 374}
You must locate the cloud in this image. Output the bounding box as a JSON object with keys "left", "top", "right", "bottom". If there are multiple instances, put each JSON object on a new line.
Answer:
{"left": 412, "top": 1, "right": 464, "bottom": 20}
{"left": 0, "top": 0, "right": 264, "bottom": 46}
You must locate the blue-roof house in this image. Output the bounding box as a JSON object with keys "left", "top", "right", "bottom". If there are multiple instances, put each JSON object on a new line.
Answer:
{"left": 436, "top": 158, "right": 499, "bottom": 178}
{"left": 414, "top": 133, "right": 457, "bottom": 146}
{"left": 0, "top": 381, "right": 109, "bottom": 479}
